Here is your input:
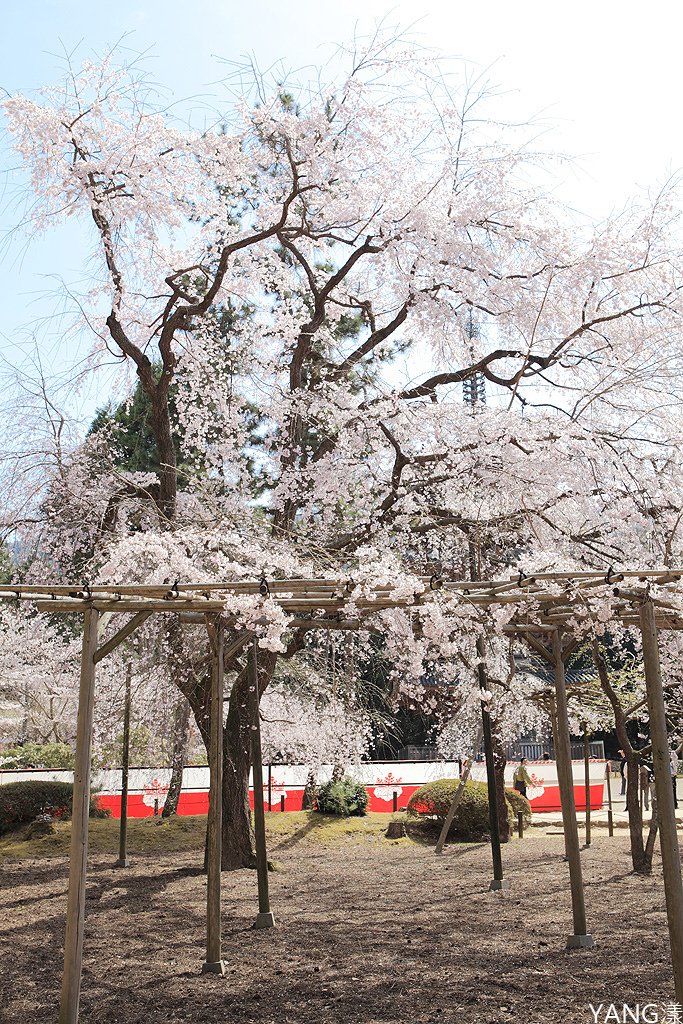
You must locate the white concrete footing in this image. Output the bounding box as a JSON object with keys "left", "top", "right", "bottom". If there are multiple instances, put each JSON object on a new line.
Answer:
{"left": 201, "top": 960, "right": 226, "bottom": 975}
{"left": 566, "top": 934, "right": 594, "bottom": 948}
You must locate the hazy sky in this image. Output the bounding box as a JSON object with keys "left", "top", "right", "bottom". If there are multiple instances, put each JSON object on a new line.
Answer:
{"left": 2, "top": 0, "right": 682, "bottom": 416}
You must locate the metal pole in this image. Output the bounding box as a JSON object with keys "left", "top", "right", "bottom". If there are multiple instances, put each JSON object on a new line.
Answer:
{"left": 59, "top": 607, "right": 99, "bottom": 1024}
{"left": 115, "top": 663, "right": 131, "bottom": 868}
{"left": 202, "top": 617, "right": 225, "bottom": 975}
{"left": 639, "top": 599, "right": 683, "bottom": 1003}
{"left": 583, "top": 724, "right": 591, "bottom": 847}
{"left": 477, "top": 636, "right": 507, "bottom": 890}
{"left": 552, "top": 629, "right": 592, "bottom": 948}
{"left": 250, "top": 640, "right": 275, "bottom": 929}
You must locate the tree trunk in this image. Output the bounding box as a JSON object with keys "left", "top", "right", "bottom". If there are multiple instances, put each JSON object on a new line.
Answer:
{"left": 301, "top": 770, "right": 316, "bottom": 810}
{"left": 492, "top": 725, "right": 510, "bottom": 844}
{"left": 623, "top": 745, "right": 647, "bottom": 871}
{"left": 643, "top": 788, "right": 659, "bottom": 874}
{"left": 592, "top": 641, "right": 647, "bottom": 873}
{"left": 162, "top": 694, "right": 191, "bottom": 817}
{"left": 220, "top": 646, "right": 278, "bottom": 870}
{"left": 150, "top": 388, "right": 177, "bottom": 525}
{"left": 179, "top": 629, "right": 279, "bottom": 870}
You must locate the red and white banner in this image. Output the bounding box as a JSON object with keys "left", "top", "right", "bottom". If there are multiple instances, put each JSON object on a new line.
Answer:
{"left": 469, "top": 759, "right": 607, "bottom": 812}
{"left": 0, "top": 759, "right": 607, "bottom": 817}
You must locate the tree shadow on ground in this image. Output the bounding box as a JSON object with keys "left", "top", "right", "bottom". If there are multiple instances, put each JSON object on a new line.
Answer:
{"left": 271, "top": 814, "right": 335, "bottom": 851}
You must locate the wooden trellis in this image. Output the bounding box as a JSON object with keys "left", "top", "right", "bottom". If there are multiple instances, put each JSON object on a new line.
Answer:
{"left": 2, "top": 568, "right": 683, "bottom": 1021}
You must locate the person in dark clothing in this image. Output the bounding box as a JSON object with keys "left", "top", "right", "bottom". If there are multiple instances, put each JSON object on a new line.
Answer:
{"left": 619, "top": 750, "right": 627, "bottom": 796}
{"left": 671, "top": 751, "right": 679, "bottom": 809}
{"left": 513, "top": 758, "right": 532, "bottom": 799}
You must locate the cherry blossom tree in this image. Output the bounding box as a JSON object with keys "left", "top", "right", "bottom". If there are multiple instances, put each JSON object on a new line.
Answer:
{"left": 5, "top": 33, "right": 683, "bottom": 867}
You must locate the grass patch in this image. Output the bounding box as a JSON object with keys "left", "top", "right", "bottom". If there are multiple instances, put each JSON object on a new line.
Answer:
{"left": 0, "top": 811, "right": 409, "bottom": 861}
{"left": 0, "top": 815, "right": 208, "bottom": 861}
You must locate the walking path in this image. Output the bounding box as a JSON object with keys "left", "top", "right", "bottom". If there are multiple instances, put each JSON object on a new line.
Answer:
{"left": 530, "top": 778, "right": 681, "bottom": 828}
{"left": 530, "top": 808, "right": 682, "bottom": 828}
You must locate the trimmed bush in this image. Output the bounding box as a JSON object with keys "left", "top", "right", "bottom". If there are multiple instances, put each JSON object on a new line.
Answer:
{"left": 0, "top": 781, "right": 110, "bottom": 835}
{"left": 406, "top": 778, "right": 531, "bottom": 839}
{"left": 313, "top": 776, "right": 368, "bottom": 817}
{"left": 504, "top": 786, "right": 532, "bottom": 827}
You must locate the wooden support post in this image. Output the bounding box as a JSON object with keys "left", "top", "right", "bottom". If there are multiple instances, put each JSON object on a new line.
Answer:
{"left": 605, "top": 764, "right": 614, "bottom": 837}
{"left": 517, "top": 811, "right": 524, "bottom": 839}
{"left": 59, "top": 607, "right": 99, "bottom": 1024}
{"left": 115, "top": 663, "right": 131, "bottom": 868}
{"left": 552, "top": 629, "right": 592, "bottom": 948}
{"left": 639, "top": 598, "right": 683, "bottom": 1003}
{"left": 583, "top": 724, "right": 591, "bottom": 847}
{"left": 250, "top": 640, "right": 275, "bottom": 929}
{"left": 393, "top": 791, "right": 398, "bottom": 813}
{"left": 435, "top": 726, "right": 483, "bottom": 856}
{"left": 202, "top": 617, "right": 225, "bottom": 976}
{"left": 280, "top": 795, "right": 285, "bottom": 812}
{"left": 477, "top": 637, "right": 507, "bottom": 890}
{"left": 268, "top": 764, "right": 272, "bottom": 812}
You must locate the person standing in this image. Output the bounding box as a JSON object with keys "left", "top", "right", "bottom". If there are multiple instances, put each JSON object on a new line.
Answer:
{"left": 671, "top": 750, "right": 679, "bottom": 810}
{"left": 639, "top": 761, "right": 651, "bottom": 812}
{"left": 513, "top": 758, "right": 532, "bottom": 799}
{"left": 619, "top": 750, "right": 627, "bottom": 796}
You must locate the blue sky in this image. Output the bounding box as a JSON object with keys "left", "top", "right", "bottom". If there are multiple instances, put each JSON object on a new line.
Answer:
{"left": 2, "top": 0, "right": 683, "bottom": 422}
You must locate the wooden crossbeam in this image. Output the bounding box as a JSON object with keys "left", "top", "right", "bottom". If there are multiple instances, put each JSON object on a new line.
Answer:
{"left": 93, "top": 612, "right": 152, "bottom": 664}
{"left": 3, "top": 568, "right": 683, "bottom": 637}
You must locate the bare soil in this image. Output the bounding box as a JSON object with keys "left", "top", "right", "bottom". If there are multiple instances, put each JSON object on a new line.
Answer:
{"left": 0, "top": 814, "right": 677, "bottom": 1024}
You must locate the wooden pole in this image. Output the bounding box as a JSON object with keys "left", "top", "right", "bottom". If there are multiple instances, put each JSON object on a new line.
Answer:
{"left": 476, "top": 637, "right": 507, "bottom": 890}
{"left": 115, "top": 663, "right": 131, "bottom": 867}
{"left": 250, "top": 640, "right": 275, "bottom": 929}
{"left": 59, "top": 607, "right": 99, "bottom": 1024}
{"left": 202, "top": 617, "right": 225, "bottom": 975}
{"left": 639, "top": 598, "right": 683, "bottom": 1003}
{"left": 583, "top": 724, "right": 591, "bottom": 847}
{"left": 268, "top": 764, "right": 272, "bottom": 812}
{"left": 605, "top": 763, "right": 614, "bottom": 837}
{"left": 552, "top": 629, "right": 592, "bottom": 948}
{"left": 435, "top": 725, "right": 483, "bottom": 856}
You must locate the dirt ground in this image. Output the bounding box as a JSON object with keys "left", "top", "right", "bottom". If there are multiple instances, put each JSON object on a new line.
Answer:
{"left": 0, "top": 814, "right": 678, "bottom": 1024}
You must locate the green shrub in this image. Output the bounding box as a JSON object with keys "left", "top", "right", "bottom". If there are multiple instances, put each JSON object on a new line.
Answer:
{"left": 313, "top": 776, "right": 368, "bottom": 817}
{"left": 0, "top": 741, "right": 75, "bottom": 770}
{"left": 406, "top": 778, "right": 531, "bottom": 838}
{"left": 0, "top": 781, "right": 110, "bottom": 835}
{"left": 504, "top": 786, "right": 532, "bottom": 826}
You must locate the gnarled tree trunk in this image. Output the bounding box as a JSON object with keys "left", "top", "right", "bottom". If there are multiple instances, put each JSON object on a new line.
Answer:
{"left": 220, "top": 645, "right": 278, "bottom": 869}
{"left": 592, "top": 641, "right": 648, "bottom": 873}
{"left": 162, "top": 694, "right": 191, "bottom": 817}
